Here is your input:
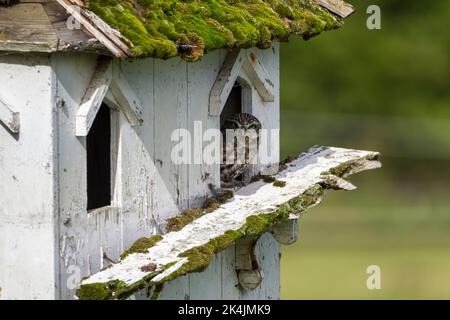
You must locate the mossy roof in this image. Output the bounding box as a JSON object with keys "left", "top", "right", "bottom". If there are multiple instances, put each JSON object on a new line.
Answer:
{"left": 0, "top": 1, "right": 353, "bottom": 59}
{"left": 85, "top": 0, "right": 353, "bottom": 61}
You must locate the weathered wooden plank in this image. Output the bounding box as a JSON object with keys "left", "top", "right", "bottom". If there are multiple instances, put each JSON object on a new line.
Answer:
{"left": 0, "top": 95, "right": 19, "bottom": 133}
{"left": 0, "top": 3, "right": 58, "bottom": 52}
{"left": 313, "top": 0, "right": 355, "bottom": 18}
{"left": 209, "top": 49, "right": 244, "bottom": 116}
{"left": 116, "top": 58, "right": 159, "bottom": 250}
{"left": 75, "top": 56, "right": 112, "bottom": 136}
{"left": 240, "top": 233, "right": 280, "bottom": 300}
{"left": 0, "top": 55, "right": 56, "bottom": 299}
{"left": 236, "top": 237, "right": 263, "bottom": 291}
{"left": 242, "top": 51, "right": 275, "bottom": 103}
{"left": 154, "top": 58, "right": 190, "bottom": 221}
{"left": 51, "top": 54, "right": 105, "bottom": 299}
{"left": 187, "top": 49, "right": 224, "bottom": 206}
{"left": 79, "top": 146, "right": 381, "bottom": 299}
{"left": 55, "top": 0, "right": 131, "bottom": 58}
{"left": 42, "top": 1, "right": 102, "bottom": 52}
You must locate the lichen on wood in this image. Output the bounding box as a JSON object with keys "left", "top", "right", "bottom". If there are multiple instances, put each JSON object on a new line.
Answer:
{"left": 86, "top": 0, "right": 345, "bottom": 61}
{"left": 78, "top": 146, "right": 381, "bottom": 300}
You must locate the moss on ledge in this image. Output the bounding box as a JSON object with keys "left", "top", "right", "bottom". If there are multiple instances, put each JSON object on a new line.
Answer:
{"left": 120, "top": 235, "right": 163, "bottom": 260}
{"left": 88, "top": 0, "right": 343, "bottom": 61}
{"left": 166, "top": 189, "right": 234, "bottom": 232}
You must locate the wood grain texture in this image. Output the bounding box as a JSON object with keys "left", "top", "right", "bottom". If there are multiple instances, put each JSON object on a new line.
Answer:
{"left": 0, "top": 3, "right": 58, "bottom": 52}
{"left": 313, "top": 0, "right": 355, "bottom": 18}
{"left": 55, "top": 0, "right": 131, "bottom": 58}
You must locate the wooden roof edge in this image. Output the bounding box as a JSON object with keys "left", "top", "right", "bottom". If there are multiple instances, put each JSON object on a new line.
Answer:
{"left": 55, "top": 0, "right": 132, "bottom": 58}
{"left": 0, "top": 1, "right": 354, "bottom": 58}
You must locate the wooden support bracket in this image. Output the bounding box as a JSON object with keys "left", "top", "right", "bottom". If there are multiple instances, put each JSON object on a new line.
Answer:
{"left": 0, "top": 95, "right": 20, "bottom": 134}
{"left": 235, "top": 236, "right": 263, "bottom": 291}
{"left": 271, "top": 219, "right": 299, "bottom": 245}
{"left": 0, "top": 94, "right": 20, "bottom": 133}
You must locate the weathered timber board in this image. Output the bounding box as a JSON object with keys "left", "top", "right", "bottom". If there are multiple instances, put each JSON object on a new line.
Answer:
{"left": 79, "top": 146, "right": 381, "bottom": 299}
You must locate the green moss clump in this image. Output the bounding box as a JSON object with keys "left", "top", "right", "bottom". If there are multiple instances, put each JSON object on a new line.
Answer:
{"left": 77, "top": 280, "right": 128, "bottom": 300}
{"left": 88, "top": 0, "right": 343, "bottom": 61}
{"left": 262, "top": 175, "right": 277, "bottom": 183}
{"left": 273, "top": 180, "right": 286, "bottom": 188}
{"left": 166, "top": 208, "right": 204, "bottom": 233}
{"left": 76, "top": 283, "right": 111, "bottom": 300}
{"left": 166, "top": 190, "right": 234, "bottom": 232}
{"left": 329, "top": 162, "right": 353, "bottom": 177}
{"left": 120, "top": 235, "right": 163, "bottom": 260}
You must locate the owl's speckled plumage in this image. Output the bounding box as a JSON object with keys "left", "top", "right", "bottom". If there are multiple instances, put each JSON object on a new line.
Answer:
{"left": 221, "top": 113, "right": 262, "bottom": 185}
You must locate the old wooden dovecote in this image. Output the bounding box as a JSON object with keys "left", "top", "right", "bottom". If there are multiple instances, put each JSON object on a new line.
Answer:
{"left": 0, "top": 0, "right": 379, "bottom": 300}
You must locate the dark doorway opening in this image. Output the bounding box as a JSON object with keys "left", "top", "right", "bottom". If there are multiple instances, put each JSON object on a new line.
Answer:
{"left": 87, "top": 103, "right": 111, "bottom": 211}
{"left": 220, "top": 83, "right": 242, "bottom": 127}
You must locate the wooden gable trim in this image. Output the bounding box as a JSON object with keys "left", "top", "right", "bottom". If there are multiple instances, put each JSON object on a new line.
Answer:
{"left": 76, "top": 56, "right": 113, "bottom": 137}
{"left": 0, "top": 95, "right": 20, "bottom": 134}
{"left": 242, "top": 50, "right": 275, "bottom": 103}
{"left": 109, "top": 64, "right": 144, "bottom": 127}
{"left": 76, "top": 58, "right": 144, "bottom": 136}
{"left": 209, "top": 49, "right": 275, "bottom": 116}
{"left": 209, "top": 49, "right": 244, "bottom": 116}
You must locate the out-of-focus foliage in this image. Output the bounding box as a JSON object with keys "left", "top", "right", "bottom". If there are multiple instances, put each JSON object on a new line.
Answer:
{"left": 281, "top": 0, "right": 449, "bottom": 118}
{"left": 280, "top": 0, "right": 450, "bottom": 299}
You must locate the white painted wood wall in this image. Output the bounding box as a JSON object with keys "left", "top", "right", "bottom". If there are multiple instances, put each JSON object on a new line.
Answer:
{"left": 0, "top": 44, "right": 280, "bottom": 300}
{"left": 0, "top": 54, "right": 58, "bottom": 300}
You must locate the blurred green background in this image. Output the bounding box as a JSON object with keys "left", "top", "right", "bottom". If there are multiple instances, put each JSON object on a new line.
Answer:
{"left": 279, "top": 0, "right": 450, "bottom": 299}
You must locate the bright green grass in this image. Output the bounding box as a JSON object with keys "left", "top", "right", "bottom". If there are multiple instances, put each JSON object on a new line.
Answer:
{"left": 281, "top": 248, "right": 450, "bottom": 300}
